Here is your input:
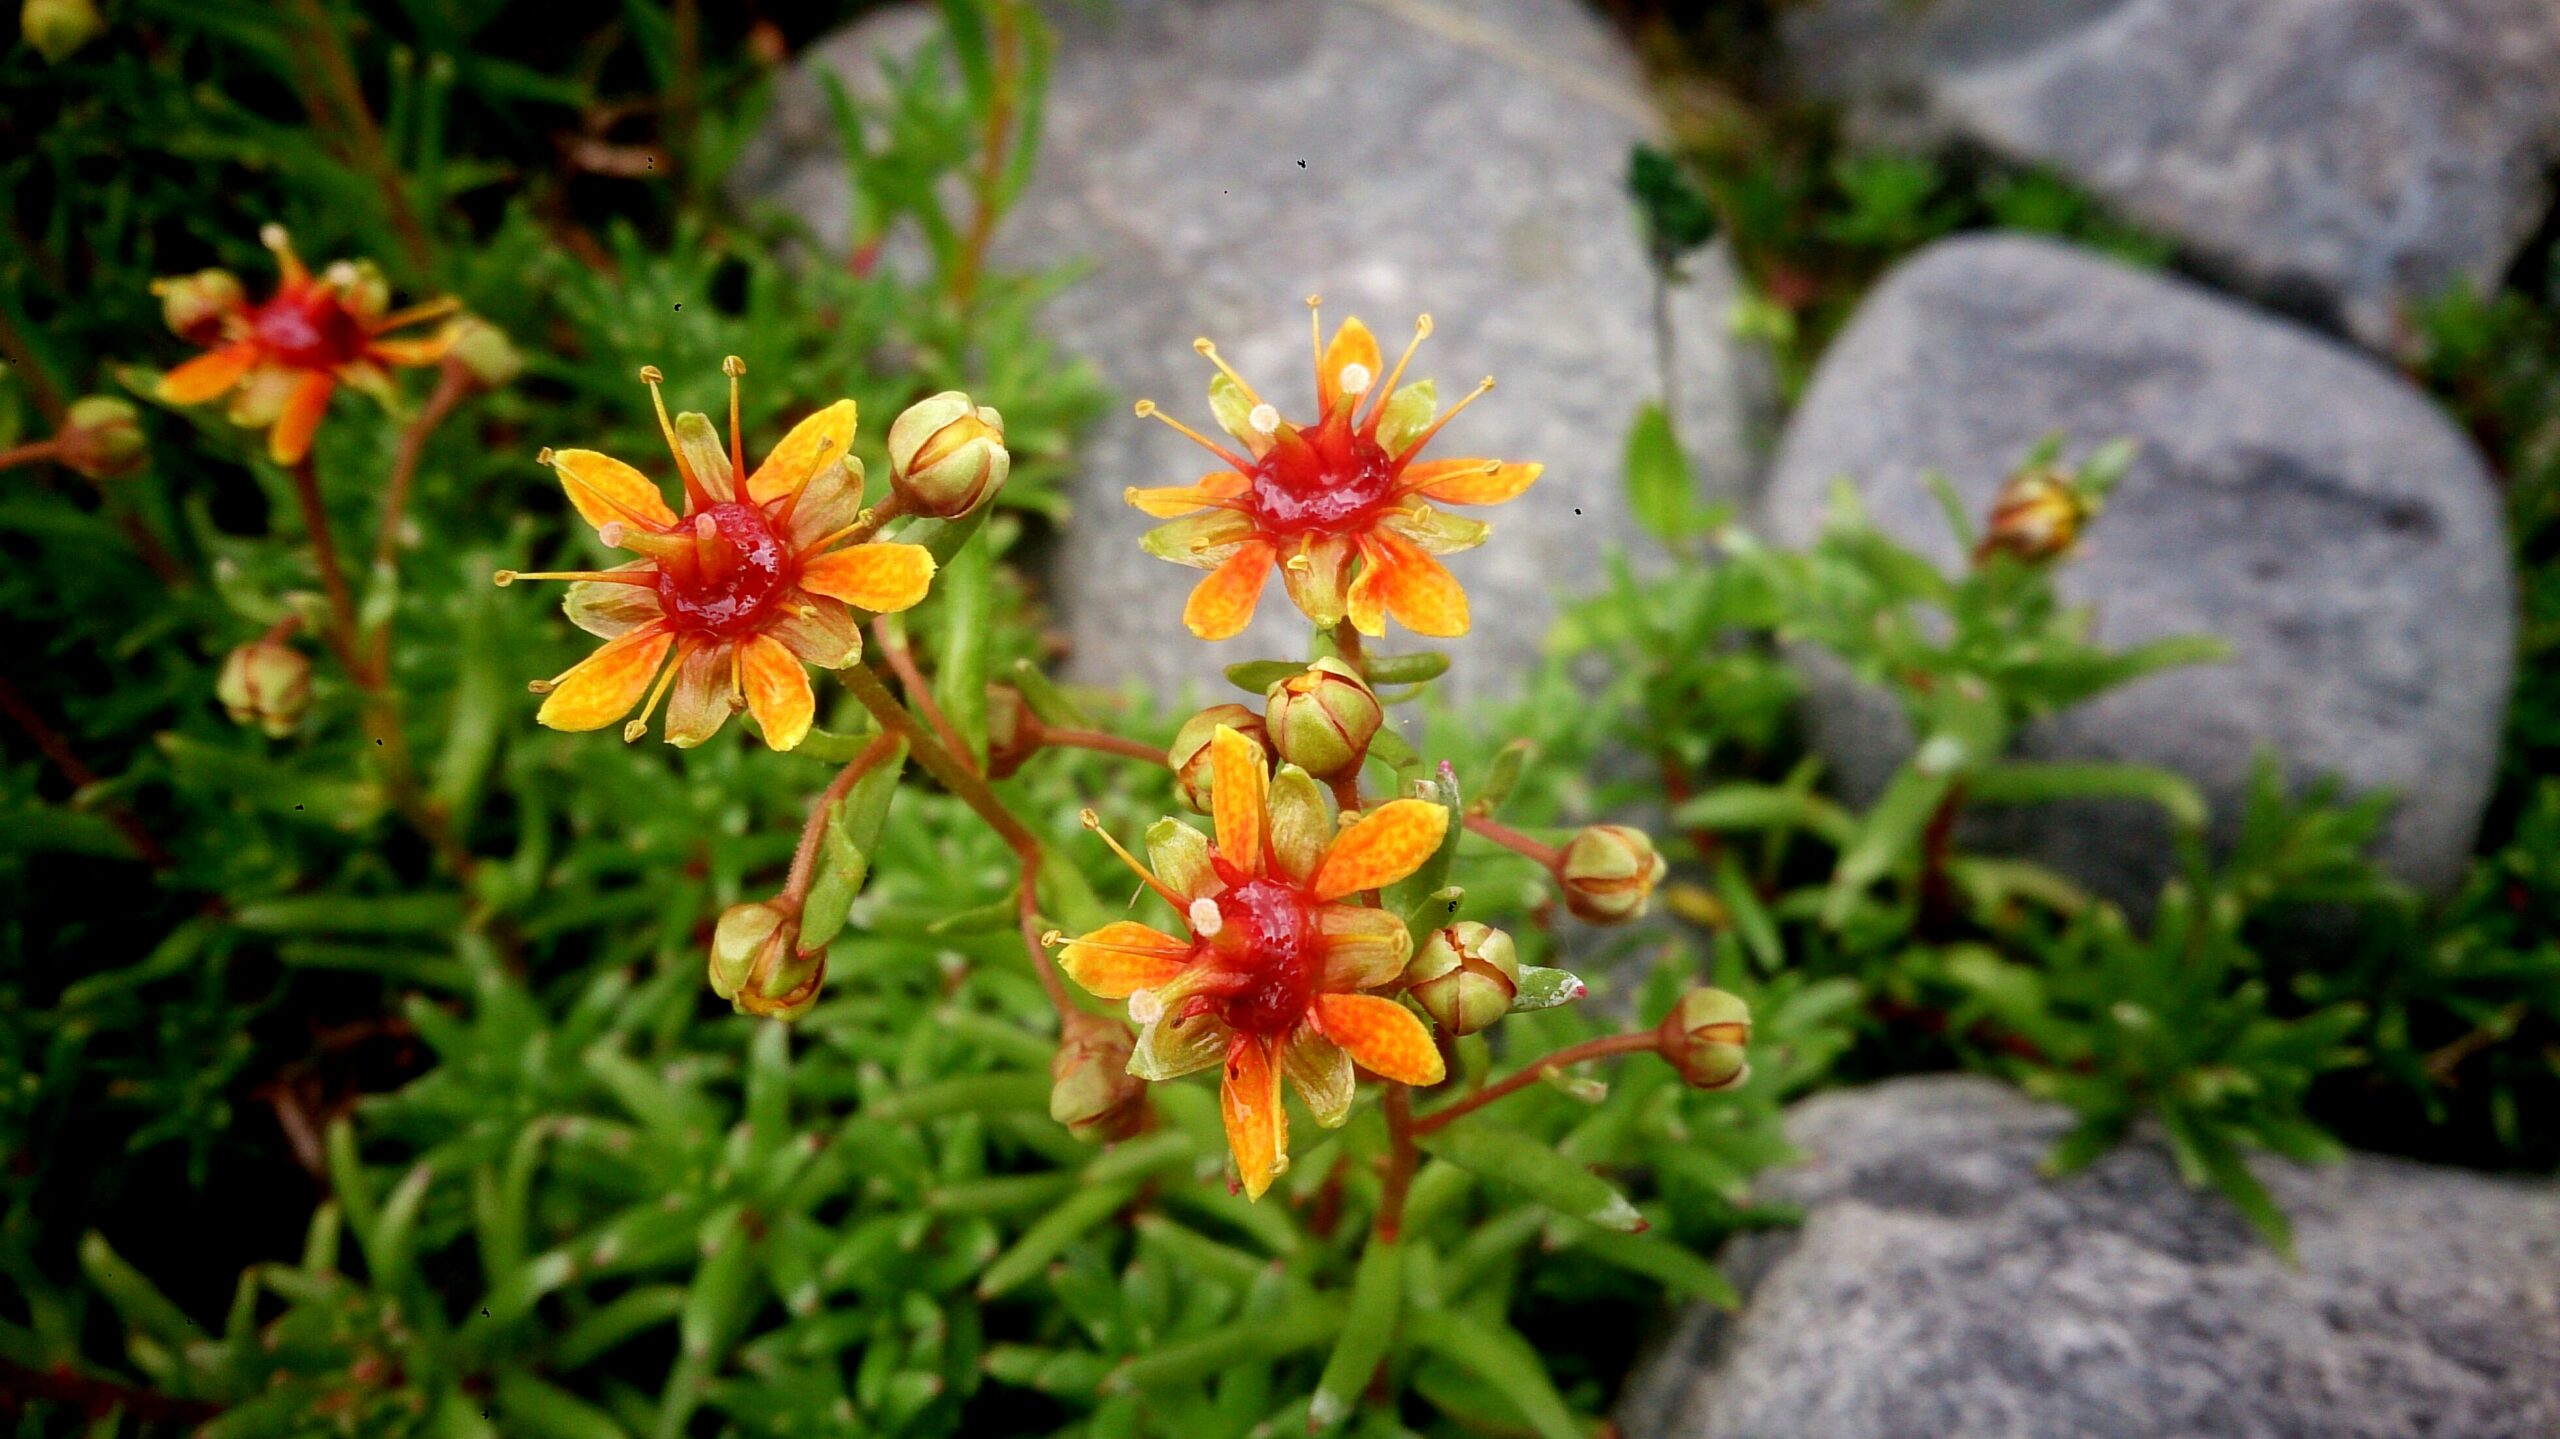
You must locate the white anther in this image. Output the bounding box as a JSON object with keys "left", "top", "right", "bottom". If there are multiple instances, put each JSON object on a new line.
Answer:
{"left": 1188, "top": 896, "right": 1223, "bottom": 937}
{"left": 1337, "top": 362, "right": 1372, "bottom": 395}
{"left": 1248, "top": 403, "right": 1281, "bottom": 435}
{"left": 1129, "top": 989, "right": 1165, "bottom": 1025}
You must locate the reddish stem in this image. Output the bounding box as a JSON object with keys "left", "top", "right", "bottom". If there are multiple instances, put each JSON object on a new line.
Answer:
{"left": 1410, "top": 1031, "right": 1663, "bottom": 1138}
{"left": 373, "top": 361, "right": 474, "bottom": 579}
{"left": 871, "top": 617, "right": 978, "bottom": 775}
{"left": 1033, "top": 722, "right": 1162, "bottom": 764}
{"left": 1465, "top": 812, "right": 1563, "bottom": 869}
{"left": 0, "top": 439, "right": 63, "bottom": 471}
{"left": 781, "top": 732, "right": 902, "bottom": 904}
{"left": 0, "top": 671, "right": 173, "bottom": 869}
{"left": 1376, "top": 1083, "right": 1418, "bottom": 1243}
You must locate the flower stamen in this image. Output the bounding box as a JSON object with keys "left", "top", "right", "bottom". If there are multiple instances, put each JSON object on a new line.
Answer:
{"left": 722, "top": 355, "right": 748, "bottom": 481}
{"left": 1134, "top": 399, "right": 1251, "bottom": 470}
{"left": 622, "top": 640, "right": 686, "bottom": 743}
{"left": 1192, "top": 338, "right": 1263, "bottom": 407}
{"left": 1080, "top": 808, "right": 1188, "bottom": 907}
{"left": 641, "top": 365, "right": 712, "bottom": 510}
{"left": 1397, "top": 375, "right": 1495, "bottom": 456}
{"left": 1362, "top": 313, "right": 1433, "bottom": 433}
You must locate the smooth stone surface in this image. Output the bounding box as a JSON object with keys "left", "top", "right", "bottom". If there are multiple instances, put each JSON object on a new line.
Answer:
{"left": 737, "top": 0, "right": 1769, "bottom": 704}
{"left": 1619, "top": 1075, "right": 2560, "bottom": 1439}
{"left": 1762, "top": 234, "right": 2512, "bottom": 902}
{"left": 1782, "top": 0, "right": 2560, "bottom": 350}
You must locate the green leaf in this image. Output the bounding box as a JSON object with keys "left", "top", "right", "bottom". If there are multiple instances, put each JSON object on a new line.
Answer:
{"left": 1624, "top": 402, "right": 1700, "bottom": 542}
{"left": 494, "top": 1369, "right": 632, "bottom": 1439}
{"left": 1107, "top": 1300, "right": 1341, "bottom": 1392}
{"left": 976, "top": 1182, "right": 1135, "bottom": 1297}
{"left": 1408, "top": 1311, "right": 1583, "bottom": 1439}
{"left": 1224, "top": 658, "right": 1304, "bottom": 694}
{"left": 935, "top": 528, "right": 995, "bottom": 767}
{"left": 1310, "top": 1238, "right": 1404, "bottom": 1431}
{"left": 1420, "top": 1120, "right": 1642, "bottom": 1231}
{"left": 1966, "top": 760, "right": 2208, "bottom": 830}
{"left": 803, "top": 741, "right": 908, "bottom": 951}
{"left": 1824, "top": 764, "right": 1956, "bottom": 926}
{"left": 1567, "top": 1225, "right": 1742, "bottom": 1308}
{"left": 1511, "top": 966, "right": 1589, "bottom": 1013}
{"left": 1364, "top": 651, "right": 1450, "bottom": 686}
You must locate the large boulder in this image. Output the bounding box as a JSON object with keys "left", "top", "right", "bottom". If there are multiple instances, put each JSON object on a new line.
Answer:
{"left": 1762, "top": 234, "right": 2512, "bottom": 902}
{"left": 735, "top": 0, "right": 1769, "bottom": 703}
{"left": 1782, "top": 0, "right": 2560, "bottom": 350}
{"left": 1620, "top": 1075, "right": 2560, "bottom": 1439}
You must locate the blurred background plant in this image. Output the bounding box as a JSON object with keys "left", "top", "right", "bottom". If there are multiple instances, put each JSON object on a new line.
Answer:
{"left": 4, "top": 0, "right": 2555, "bottom": 1435}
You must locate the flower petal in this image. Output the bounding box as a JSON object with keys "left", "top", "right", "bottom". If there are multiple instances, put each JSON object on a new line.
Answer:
{"left": 1132, "top": 1011, "right": 1230, "bottom": 1081}
{"left": 156, "top": 343, "right": 258, "bottom": 404}
{"left": 1210, "top": 725, "right": 1267, "bottom": 875}
{"left": 1126, "top": 471, "right": 1246, "bottom": 519}
{"left": 1142, "top": 509, "right": 1258, "bottom": 571}
{"left": 1312, "top": 798, "right": 1449, "bottom": 900}
{"left": 799, "top": 543, "right": 936, "bottom": 613}
{"left": 1405, "top": 458, "right": 1542, "bottom": 506}
{"left": 1277, "top": 534, "right": 1355, "bottom": 628}
{"left": 663, "top": 640, "right": 736, "bottom": 748}
{"left": 537, "top": 626, "right": 673, "bottom": 733}
{"left": 1345, "top": 544, "right": 1389, "bottom": 637}
{"left": 1058, "top": 921, "right": 1193, "bottom": 999}
{"left": 1221, "top": 1034, "right": 1288, "bottom": 1201}
{"left": 553, "top": 449, "right": 678, "bottom": 531}
{"left": 227, "top": 362, "right": 298, "bottom": 427}
{"left": 739, "top": 634, "right": 814, "bottom": 751}
{"left": 782, "top": 455, "right": 867, "bottom": 549}
{"left": 1371, "top": 535, "right": 1470, "bottom": 638}
{"left": 1318, "top": 317, "right": 1382, "bottom": 420}
{"left": 364, "top": 333, "right": 454, "bottom": 368}
{"left": 1380, "top": 504, "right": 1491, "bottom": 556}
{"left": 1266, "top": 766, "right": 1330, "bottom": 886}
{"left": 750, "top": 399, "right": 858, "bottom": 503}
{"left": 1311, "top": 993, "right": 1444, "bottom": 1085}
{"left": 1315, "top": 904, "right": 1412, "bottom": 992}
{"left": 1146, "top": 818, "right": 1217, "bottom": 903}
{"left": 267, "top": 371, "right": 337, "bottom": 464}
{"left": 768, "top": 591, "right": 862, "bottom": 669}
{"left": 1282, "top": 1028, "right": 1354, "bottom": 1129}
{"left": 1183, "top": 541, "right": 1273, "bottom": 641}
{"left": 564, "top": 568, "right": 663, "bottom": 638}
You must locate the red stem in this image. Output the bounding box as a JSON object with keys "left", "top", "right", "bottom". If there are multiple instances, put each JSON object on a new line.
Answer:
{"left": 1033, "top": 723, "right": 1161, "bottom": 764}
{"left": 781, "top": 732, "right": 902, "bottom": 904}
{"left": 0, "top": 672, "right": 173, "bottom": 869}
{"left": 871, "top": 617, "right": 978, "bottom": 776}
{"left": 1465, "top": 812, "right": 1563, "bottom": 869}
{"left": 1410, "top": 1031, "right": 1663, "bottom": 1138}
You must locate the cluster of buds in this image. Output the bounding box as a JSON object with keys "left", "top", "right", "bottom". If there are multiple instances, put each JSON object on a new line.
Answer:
{"left": 1404, "top": 921, "right": 1520, "bottom": 1035}
{"left": 707, "top": 901, "right": 824, "bottom": 1020}
{"left": 216, "top": 627, "right": 313, "bottom": 738}
{"left": 55, "top": 396, "right": 147, "bottom": 481}
{"left": 1657, "top": 988, "right": 1752, "bottom": 1090}
{"left": 1555, "top": 824, "right": 1667, "bottom": 925}
{"left": 887, "top": 391, "right": 1009, "bottom": 517}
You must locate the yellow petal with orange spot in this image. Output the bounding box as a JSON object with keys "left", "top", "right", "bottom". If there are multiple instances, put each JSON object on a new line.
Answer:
{"left": 1183, "top": 540, "right": 1272, "bottom": 640}
{"left": 1311, "top": 992, "right": 1444, "bottom": 1085}
{"left": 156, "top": 343, "right": 258, "bottom": 405}
{"left": 267, "top": 372, "right": 337, "bottom": 465}
{"left": 737, "top": 634, "right": 814, "bottom": 751}
{"left": 1318, "top": 317, "right": 1382, "bottom": 420}
{"left": 537, "top": 627, "right": 673, "bottom": 732}
{"left": 748, "top": 399, "right": 858, "bottom": 503}
{"left": 1373, "top": 536, "right": 1470, "bottom": 638}
{"left": 1220, "top": 1034, "right": 1287, "bottom": 1201}
{"left": 799, "top": 543, "right": 936, "bottom": 613}
{"left": 1407, "top": 458, "right": 1542, "bottom": 506}
{"left": 552, "top": 449, "right": 678, "bottom": 531}
{"left": 1311, "top": 798, "right": 1448, "bottom": 900}
{"left": 1126, "top": 470, "right": 1246, "bottom": 518}
{"left": 1210, "top": 725, "right": 1267, "bottom": 875}
{"left": 1057, "top": 921, "right": 1193, "bottom": 999}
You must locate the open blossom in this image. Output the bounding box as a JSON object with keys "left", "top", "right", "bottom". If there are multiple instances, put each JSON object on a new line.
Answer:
{"left": 497, "top": 361, "right": 936, "bottom": 752}
{"left": 1127, "top": 301, "right": 1542, "bottom": 641}
{"left": 152, "top": 225, "right": 458, "bottom": 464}
{"left": 1053, "top": 726, "right": 1449, "bottom": 1199}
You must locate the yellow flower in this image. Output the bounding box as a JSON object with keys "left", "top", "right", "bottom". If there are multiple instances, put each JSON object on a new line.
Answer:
{"left": 498, "top": 361, "right": 935, "bottom": 751}
{"left": 1055, "top": 728, "right": 1449, "bottom": 1199}
{"left": 1127, "top": 301, "right": 1541, "bottom": 641}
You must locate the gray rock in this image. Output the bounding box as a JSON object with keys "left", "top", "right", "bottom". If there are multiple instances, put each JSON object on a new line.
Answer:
{"left": 1620, "top": 1075, "right": 2560, "bottom": 1439}
{"left": 1782, "top": 0, "right": 2560, "bottom": 350}
{"left": 736, "top": 0, "right": 1769, "bottom": 703}
{"left": 1762, "top": 235, "right": 2512, "bottom": 901}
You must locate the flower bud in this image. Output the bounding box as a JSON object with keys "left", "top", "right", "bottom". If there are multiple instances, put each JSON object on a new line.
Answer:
{"left": 216, "top": 635, "right": 312, "bottom": 738}
{"left": 1262, "top": 657, "right": 1381, "bottom": 779}
{"left": 57, "top": 396, "right": 145, "bottom": 480}
{"left": 1404, "top": 921, "right": 1520, "bottom": 1036}
{"left": 1974, "top": 466, "right": 2089, "bottom": 565}
{"left": 708, "top": 901, "right": 788, "bottom": 1002}
{"left": 1555, "top": 824, "right": 1666, "bottom": 925}
{"left": 152, "top": 269, "right": 244, "bottom": 345}
{"left": 709, "top": 901, "right": 823, "bottom": 1019}
{"left": 886, "top": 391, "right": 1009, "bottom": 517}
{"left": 445, "top": 316, "right": 522, "bottom": 389}
{"left": 1166, "top": 704, "right": 1266, "bottom": 815}
{"left": 1657, "top": 987, "right": 1751, "bottom": 1090}
{"left": 22, "top": 0, "right": 104, "bottom": 62}
{"left": 984, "top": 683, "right": 1035, "bottom": 779}
{"left": 1050, "top": 1012, "right": 1148, "bottom": 1143}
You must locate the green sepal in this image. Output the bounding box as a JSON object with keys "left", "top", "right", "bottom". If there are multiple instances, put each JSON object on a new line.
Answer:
{"left": 1511, "top": 965, "right": 1587, "bottom": 1012}
{"left": 803, "top": 741, "right": 909, "bottom": 951}
{"left": 1363, "top": 650, "right": 1449, "bottom": 686}
{"left": 1224, "top": 658, "right": 1303, "bottom": 694}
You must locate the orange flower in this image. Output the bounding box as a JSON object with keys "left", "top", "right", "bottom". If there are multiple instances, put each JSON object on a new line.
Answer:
{"left": 1054, "top": 728, "right": 1448, "bottom": 1198}
{"left": 152, "top": 225, "right": 459, "bottom": 464}
{"left": 497, "top": 360, "right": 936, "bottom": 752}
{"left": 1127, "top": 300, "right": 1541, "bottom": 642}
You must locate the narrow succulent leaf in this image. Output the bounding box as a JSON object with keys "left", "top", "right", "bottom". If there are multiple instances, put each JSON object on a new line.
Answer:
{"left": 976, "top": 1183, "right": 1135, "bottom": 1297}
{"left": 1419, "top": 1120, "right": 1643, "bottom": 1231}
{"left": 1010, "top": 656, "right": 1093, "bottom": 728}
{"left": 1310, "top": 1238, "right": 1404, "bottom": 1430}
{"left": 1510, "top": 965, "right": 1588, "bottom": 1012}
{"left": 1363, "top": 650, "right": 1449, "bottom": 685}
{"left": 1407, "top": 1311, "right": 1583, "bottom": 1439}
{"left": 1224, "top": 658, "right": 1305, "bottom": 694}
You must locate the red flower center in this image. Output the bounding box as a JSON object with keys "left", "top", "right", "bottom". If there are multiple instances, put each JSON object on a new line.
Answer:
{"left": 655, "top": 502, "right": 793, "bottom": 638}
{"left": 1202, "top": 874, "right": 1318, "bottom": 1034}
{"left": 250, "top": 289, "right": 367, "bottom": 370}
{"left": 1245, "top": 430, "right": 1400, "bottom": 538}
